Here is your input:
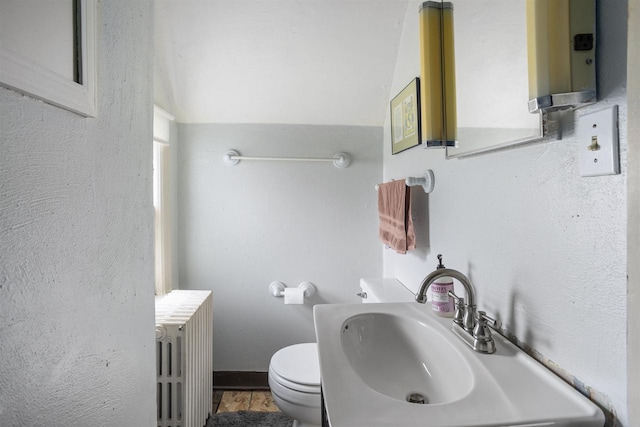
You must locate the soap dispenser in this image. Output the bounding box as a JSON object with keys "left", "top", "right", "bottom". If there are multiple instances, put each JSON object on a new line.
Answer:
{"left": 431, "top": 254, "right": 454, "bottom": 317}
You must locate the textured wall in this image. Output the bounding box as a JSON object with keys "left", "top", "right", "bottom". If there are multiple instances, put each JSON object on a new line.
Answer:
{"left": 177, "top": 123, "right": 382, "bottom": 370}
{"left": 384, "top": 0, "right": 628, "bottom": 425}
{"left": 0, "top": 1, "right": 156, "bottom": 426}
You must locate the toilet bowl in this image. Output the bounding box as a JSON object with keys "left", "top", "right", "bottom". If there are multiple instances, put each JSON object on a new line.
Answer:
{"left": 268, "top": 278, "right": 414, "bottom": 426}
{"left": 268, "top": 343, "right": 321, "bottom": 427}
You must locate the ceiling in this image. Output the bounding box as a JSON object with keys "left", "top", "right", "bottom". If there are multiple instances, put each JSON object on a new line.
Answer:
{"left": 154, "top": 1, "right": 409, "bottom": 126}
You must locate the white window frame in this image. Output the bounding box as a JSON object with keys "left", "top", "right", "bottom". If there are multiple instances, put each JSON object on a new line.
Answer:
{"left": 153, "top": 106, "right": 175, "bottom": 295}
{"left": 0, "top": 0, "right": 96, "bottom": 117}
{"left": 153, "top": 141, "right": 172, "bottom": 296}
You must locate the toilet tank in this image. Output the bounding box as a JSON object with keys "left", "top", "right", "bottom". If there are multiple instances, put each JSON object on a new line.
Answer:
{"left": 359, "top": 278, "right": 415, "bottom": 303}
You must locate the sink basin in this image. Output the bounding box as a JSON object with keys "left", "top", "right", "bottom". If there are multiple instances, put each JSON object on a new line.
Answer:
{"left": 314, "top": 302, "right": 605, "bottom": 427}
{"left": 341, "top": 312, "right": 472, "bottom": 404}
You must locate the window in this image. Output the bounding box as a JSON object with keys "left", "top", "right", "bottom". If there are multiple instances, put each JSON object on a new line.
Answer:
{"left": 153, "top": 106, "right": 175, "bottom": 295}
{"left": 153, "top": 141, "right": 172, "bottom": 295}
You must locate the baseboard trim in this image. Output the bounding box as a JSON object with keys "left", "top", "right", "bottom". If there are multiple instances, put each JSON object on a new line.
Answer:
{"left": 214, "top": 371, "right": 269, "bottom": 390}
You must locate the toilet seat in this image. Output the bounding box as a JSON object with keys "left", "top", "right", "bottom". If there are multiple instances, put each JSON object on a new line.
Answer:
{"left": 269, "top": 343, "right": 320, "bottom": 392}
{"left": 269, "top": 366, "right": 320, "bottom": 394}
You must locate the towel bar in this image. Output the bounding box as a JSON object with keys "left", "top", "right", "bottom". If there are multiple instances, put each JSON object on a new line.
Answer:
{"left": 223, "top": 150, "right": 351, "bottom": 169}
{"left": 375, "top": 170, "right": 435, "bottom": 193}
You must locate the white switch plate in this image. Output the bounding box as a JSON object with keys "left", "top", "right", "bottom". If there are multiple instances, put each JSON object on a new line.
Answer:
{"left": 579, "top": 105, "right": 620, "bottom": 177}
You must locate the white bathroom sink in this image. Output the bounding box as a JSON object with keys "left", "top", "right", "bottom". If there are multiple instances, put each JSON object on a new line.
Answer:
{"left": 314, "top": 302, "right": 605, "bottom": 427}
{"left": 341, "top": 312, "right": 472, "bottom": 404}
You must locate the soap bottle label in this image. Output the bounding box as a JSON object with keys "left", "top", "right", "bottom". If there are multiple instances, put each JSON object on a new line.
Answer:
{"left": 431, "top": 281, "right": 454, "bottom": 316}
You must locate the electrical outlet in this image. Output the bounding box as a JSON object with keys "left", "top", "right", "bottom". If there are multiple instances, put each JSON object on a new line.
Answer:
{"left": 574, "top": 33, "right": 594, "bottom": 51}
{"left": 579, "top": 106, "right": 619, "bottom": 177}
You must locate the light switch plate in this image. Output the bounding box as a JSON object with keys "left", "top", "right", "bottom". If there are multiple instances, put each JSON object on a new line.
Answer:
{"left": 579, "top": 105, "right": 620, "bottom": 177}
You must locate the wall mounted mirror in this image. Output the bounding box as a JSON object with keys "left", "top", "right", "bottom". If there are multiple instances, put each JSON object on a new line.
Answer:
{"left": 445, "top": 0, "right": 544, "bottom": 158}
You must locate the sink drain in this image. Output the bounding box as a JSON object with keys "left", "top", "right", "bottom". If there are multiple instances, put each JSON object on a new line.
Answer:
{"left": 406, "top": 393, "right": 427, "bottom": 404}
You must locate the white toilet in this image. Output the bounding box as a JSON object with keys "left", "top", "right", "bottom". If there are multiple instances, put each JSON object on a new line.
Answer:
{"left": 268, "top": 342, "right": 321, "bottom": 427}
{"left": 268, "top": 278, "right": 414, "bottom": 426}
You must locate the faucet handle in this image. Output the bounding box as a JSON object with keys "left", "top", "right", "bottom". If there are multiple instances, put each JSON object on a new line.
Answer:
{"left": 448, "top": 291, "right": 475, "bottom": 330}
{"left": 473, "top": 311, "right": 492, "bottom": 341}
{"left": 448, "top": 291, "right": 465, "bottom": 327}
{"left": 477, "top": 311, "right": 501, "bottom": 330}
{"left": 447, "top": 290, "right": 461, "bottom": 304}
{"left": 451, "top": 292, "right": 476, "bottom": 331}
{"left": 474, "top": 311, "right": 502, "bottom": 340}
{"left": 471, "top": 311, "right": 499, "bottom": 354}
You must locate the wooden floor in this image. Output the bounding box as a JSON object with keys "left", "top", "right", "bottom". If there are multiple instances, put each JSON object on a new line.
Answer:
{"left": 213, "top": 390, "right": 280, "bottom": 414}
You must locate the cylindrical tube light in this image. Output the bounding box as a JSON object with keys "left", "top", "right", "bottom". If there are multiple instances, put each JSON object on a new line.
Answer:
{"left": 527, "top": 0, "right": 572, "bottom": 99}
{"left": 419, "top": 2, "right": 456, "bottom": 148}
{"left": 441, "top": 3, "right": 457, "bottom": 144}
{"left": 526, "top": 0, "right": 596, "bottom": 112}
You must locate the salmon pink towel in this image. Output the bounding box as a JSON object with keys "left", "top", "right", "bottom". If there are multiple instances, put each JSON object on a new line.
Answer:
{"left": 377, "top": 180, "right": 415, "bottom": 254}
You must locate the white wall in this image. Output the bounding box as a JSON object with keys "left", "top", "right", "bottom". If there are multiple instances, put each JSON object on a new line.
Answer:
{"left": 384, "top": 1, "right": 628, "bottom": 425}
{"left": 153, "top": 1, "right": 408, "bottom": 125}
{"left": 178, "top": 123, "right": 382, "bottom": 370}
{"left": 0, "top": 1, "right": 157, "bottom": 425}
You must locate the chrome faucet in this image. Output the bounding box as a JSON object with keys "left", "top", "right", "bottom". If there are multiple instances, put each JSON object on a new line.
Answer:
{"left": 416, "top": 266, "right": 500, "bottom": 354}
{"left": 416, "top": 268, "right": 477, "bottom": 331}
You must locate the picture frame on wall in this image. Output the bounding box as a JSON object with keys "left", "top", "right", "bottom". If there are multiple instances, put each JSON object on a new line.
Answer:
{"left": 390, "top": 77, "right": 421, "bottom": 155}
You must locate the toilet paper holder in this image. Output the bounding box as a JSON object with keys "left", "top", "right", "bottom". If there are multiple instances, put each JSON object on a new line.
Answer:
{"left": 269, "top": 281, "right": 317, "bottom": 298}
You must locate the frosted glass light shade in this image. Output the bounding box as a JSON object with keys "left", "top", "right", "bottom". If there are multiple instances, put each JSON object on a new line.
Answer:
{"left": 526, "top": 0, "right": 596, "bottom": 112}
{"left": 527, "top": 0, "right": 571, "bottom": 98}
{"left": 442, "top": 4, "right": 457, "bottom": 144}
{"left": 419, "top": 1, "right": 456, "bottom": 148}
